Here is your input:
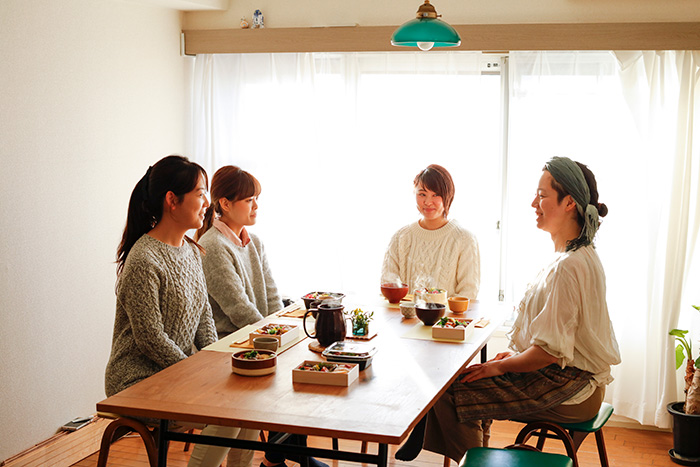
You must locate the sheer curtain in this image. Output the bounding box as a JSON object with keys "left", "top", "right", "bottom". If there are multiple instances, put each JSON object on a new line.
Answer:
{"left": 506, "top": 51, "right": 700, "bottom": 427}
{"left": 506, "top": 51, "right": 651, "bottom": 423}
{"left": 612, "top": 51, "right": 700, "bottom": 427}
{"left": 188, "top": 52, "right": 502, "bottom": 300}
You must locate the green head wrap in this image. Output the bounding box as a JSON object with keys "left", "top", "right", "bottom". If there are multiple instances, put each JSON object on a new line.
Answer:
{"left": 544, "top": 156, "right": 600, "bottom": 249}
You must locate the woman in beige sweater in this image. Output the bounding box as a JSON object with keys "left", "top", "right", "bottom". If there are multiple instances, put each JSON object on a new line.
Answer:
{"left": 381, "top": 164, "right": 480, "bottom": 299}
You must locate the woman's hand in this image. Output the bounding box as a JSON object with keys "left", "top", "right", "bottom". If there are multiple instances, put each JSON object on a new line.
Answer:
{"left": 458, "top": 351, "right": 514, "bottom": 383}
{"left": 459, "top": 360, "right": 506, "bottom": 383}
{"left": 491, "top": 351, "right": 515, "bottom": 361}
{"left": 458, "top": 346, "right": 557, "bottom": 384}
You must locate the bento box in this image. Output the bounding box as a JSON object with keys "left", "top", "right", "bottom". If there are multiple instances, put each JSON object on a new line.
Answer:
{"left": 292, "top": 360, "right": 359, "bottom": 386}
{"left": 322, "top": 341, "right": 377, "bottom": 370}
{"left": 432, "top": 317, "right": 476, "bottom": 341}
{"left": 248, "top": 323, "right": 300, "bottom": 347}
{"left": 414, "top": 287, "right": 447, "bottom": 305}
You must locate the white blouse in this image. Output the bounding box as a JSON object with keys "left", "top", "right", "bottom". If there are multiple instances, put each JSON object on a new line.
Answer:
{"left": 508, "top": 245, "right": 621, "bottom": 401}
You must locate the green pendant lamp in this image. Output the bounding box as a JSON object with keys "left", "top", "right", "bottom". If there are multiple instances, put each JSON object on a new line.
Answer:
{"left": 391, "top": 0, "right": 461, "bottom": 51}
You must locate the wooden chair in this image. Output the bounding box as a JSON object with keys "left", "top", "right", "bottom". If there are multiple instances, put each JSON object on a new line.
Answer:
{"left": 513, "top": 402, "right": 614, "bottom": 467}
{"left": 97, "top": 416, "right": 159, "bottom": 467}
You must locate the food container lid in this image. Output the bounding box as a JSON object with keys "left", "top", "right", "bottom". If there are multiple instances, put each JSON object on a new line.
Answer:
{"left": 322, "top": 341, "right": 377, "bottom": 360}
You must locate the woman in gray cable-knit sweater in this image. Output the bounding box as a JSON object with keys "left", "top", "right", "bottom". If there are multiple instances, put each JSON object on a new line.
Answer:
{"left": 190, "top": 166, "right": 327, "bottom": 467}
{"left": 194, "top": 166, "right": 283, "bottom": 338}
{"left": 105, "top": 155, "right": 217, "bottom": 398}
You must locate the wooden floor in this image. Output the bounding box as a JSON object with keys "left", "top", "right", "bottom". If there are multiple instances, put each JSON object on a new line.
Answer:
{"left": 72, "top": 420, "right": 677, "bottom": 467}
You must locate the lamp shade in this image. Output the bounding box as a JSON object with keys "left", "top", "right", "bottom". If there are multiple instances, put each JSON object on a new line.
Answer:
{"left": 391, "top": 1, "right": 461, "bottom": 50}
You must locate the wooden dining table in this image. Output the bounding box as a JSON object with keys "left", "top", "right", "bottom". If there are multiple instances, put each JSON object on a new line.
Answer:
{"left": 96, "top": 297, "right": 511, "bottom": 467}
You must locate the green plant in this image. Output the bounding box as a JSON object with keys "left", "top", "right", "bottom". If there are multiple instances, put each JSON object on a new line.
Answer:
{"left": 347, "top": 308, "right": 374, "bottom": 328}
{"left": 669, "top": 305, "right": 700, "bottom": 414}
{"left": 670, "top": 305, "right": 700, "bottom": 371}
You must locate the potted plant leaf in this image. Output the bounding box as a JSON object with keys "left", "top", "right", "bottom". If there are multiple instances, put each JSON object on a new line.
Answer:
{"left": 667, "top": 305, "right": 700, "bottom": 465}
{"left": 346, "top": 308, "right": 373, "bottom": 337}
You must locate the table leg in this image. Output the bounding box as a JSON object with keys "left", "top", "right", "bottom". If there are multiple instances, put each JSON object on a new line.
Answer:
{"left": 158, "top": 419, "right": 169, "bottom": 467}
{"left": 377, "top": 443, "right": 388, "bottom": 467}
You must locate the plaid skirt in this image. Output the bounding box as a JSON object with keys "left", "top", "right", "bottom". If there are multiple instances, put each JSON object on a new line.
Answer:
{"left": 453, "top": 364, "right": 593, "bottom": 423}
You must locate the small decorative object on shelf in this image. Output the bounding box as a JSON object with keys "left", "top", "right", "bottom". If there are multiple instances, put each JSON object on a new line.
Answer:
{"left": 240, "top": 17, "right": 250, "bottom": 29}
{"left": 346, "top": 307, "right": 373, "bottom": 337}
{"left": 253, "top": 9, "right": 265, "bottom": 28}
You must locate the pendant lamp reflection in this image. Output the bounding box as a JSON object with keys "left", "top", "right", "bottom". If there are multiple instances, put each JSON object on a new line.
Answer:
{"left": 391, "top": 0, "right": 461, "bottom": 51}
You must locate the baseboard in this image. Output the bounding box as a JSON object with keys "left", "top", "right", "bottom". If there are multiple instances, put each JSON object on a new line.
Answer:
{"left": 0, "top": 416, "right": 110, "bottom": 467}
{"left": 606, "top": 414, "right": 671, "bottom": 432}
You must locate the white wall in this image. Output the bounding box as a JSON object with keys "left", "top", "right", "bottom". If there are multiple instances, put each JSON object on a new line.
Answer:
{"left": 0, "top": 0, "right": 189, "bottom": 460}
{"left": 183, "top": 0, "right": 700, "bottom": 29}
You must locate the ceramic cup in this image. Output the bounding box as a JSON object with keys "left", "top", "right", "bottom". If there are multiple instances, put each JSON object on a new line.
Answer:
{"left": 400, "top": 302, "right": 417, "bottom": 319}
{"left": 253, "top": 336, "right": 280, "bottom": 352}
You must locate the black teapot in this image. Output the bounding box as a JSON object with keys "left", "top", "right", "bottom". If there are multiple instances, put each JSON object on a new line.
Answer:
{"left": 303, "top": 302, "right": 346, "bottom": 347}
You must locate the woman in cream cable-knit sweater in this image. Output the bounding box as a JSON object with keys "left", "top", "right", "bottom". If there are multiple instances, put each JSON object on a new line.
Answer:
{"left": 381, "top": 164, "right": 480, "bottom": 299}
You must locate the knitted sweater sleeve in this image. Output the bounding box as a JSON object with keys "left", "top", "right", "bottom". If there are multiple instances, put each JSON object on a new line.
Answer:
{"left": 454, "top": 230, "right": 481, "bottom": 299}
{"left": 203, "top": 238, "right": 265, "bottom": 328}
{"left": 259, "top": 240, "right": 283, "bottom": 313}
{"left": 194, "top": 295, "right": 218, "bottom": 349}
{"left": 380, "top": 230, "right": 402, "bottom": 284}
{"left": 119, "top": 262, "right": 188, "bottom": 368}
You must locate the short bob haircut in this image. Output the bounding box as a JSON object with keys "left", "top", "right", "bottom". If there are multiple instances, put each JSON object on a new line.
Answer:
{"left": 413, "top": 164, "right": 455, "bottom": 217}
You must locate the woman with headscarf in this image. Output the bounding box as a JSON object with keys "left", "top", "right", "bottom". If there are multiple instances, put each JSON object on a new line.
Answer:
{"left": 394, "top": 157, "right": 621, "bottom": 463}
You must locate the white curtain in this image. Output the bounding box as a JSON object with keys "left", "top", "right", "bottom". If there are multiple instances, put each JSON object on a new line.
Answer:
{"left": 611, "top": 51, "right": 700, "bottom": 427}
{"left": 187, "top": 52, "right": 503, "bottom": 299}
{"left": 508, "top": 51, "right": 700, "bottom": 428}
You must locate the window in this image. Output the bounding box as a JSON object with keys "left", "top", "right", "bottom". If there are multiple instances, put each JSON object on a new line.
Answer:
{"left": 192, "top": 52, "right": 502, "bottom": 299}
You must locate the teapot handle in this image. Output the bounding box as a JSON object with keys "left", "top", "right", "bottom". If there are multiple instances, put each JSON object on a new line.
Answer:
{"left": 303, "top": 308, "right": 317, "bottom": 339}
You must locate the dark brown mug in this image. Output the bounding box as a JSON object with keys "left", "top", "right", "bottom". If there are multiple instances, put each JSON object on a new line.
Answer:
{"left": 303, "top": 303, "right": 346, "bottom": 347}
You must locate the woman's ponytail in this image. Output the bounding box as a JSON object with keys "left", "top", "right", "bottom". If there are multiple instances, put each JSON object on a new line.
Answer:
{"left": 117, "top": 169, "right": 155, "bottom": 274}
{"left": 195, "top": 202, "right": 217, "bottom": 241}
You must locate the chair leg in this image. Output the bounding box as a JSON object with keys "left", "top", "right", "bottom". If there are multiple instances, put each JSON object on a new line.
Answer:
{"left": 570, "top": 430, "right": 589, "bottom": 451}
{"left": 333, "top": 438, "right": 339, "bottom": 450}
{"left": 595, "top": 429, "right": 610, "bottom": 467}
{"left": 184, "top": 428, "right": 194, "bottom": 452}
{"left": 97, "top": 419, "right": 123, "bottom": 467}
{"left": 97, "top": 417, "right": 159, "bottom": 467}
{"left": 535, "top": 428, "right": 547, "bottom": 451}
{"left": 515, "top": 421, "right": 579, "bottom": 467}
{"left": 361, "top": 441, "right": 368, "bottom": 453}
